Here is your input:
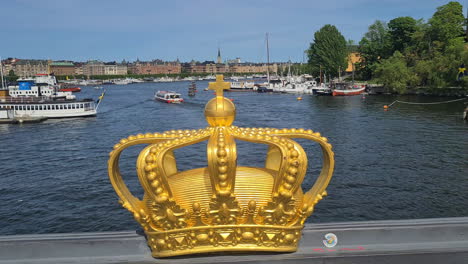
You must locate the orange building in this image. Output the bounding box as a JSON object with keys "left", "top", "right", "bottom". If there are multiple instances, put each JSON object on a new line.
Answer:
{"left": 346, "top": 52, "right": 361, "bottom": 73}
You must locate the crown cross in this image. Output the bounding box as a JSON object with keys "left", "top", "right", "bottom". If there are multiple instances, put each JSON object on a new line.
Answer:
{"left": 208, "top": 75, "right": 230, "bottom": 97}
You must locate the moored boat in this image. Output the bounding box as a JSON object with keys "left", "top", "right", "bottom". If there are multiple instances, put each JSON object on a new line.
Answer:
{"left": 154, "top": 91, "right": 184, "bottom": 103}
{"left": 312, "top": 83, "right": 332, "bottom": 96}
{"left": 331, "top": 82, "right": 366, "bottom": 96}
{"left": 229, "top": 81, "right": 255, "bottom": 91}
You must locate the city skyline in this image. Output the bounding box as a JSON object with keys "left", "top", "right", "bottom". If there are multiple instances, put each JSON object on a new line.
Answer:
{"left": 1, "top": 0, "right": 459, "bottom": 63}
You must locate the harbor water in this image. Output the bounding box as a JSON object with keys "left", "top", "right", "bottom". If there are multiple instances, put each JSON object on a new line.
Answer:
{"left": 0, "top": 81, "right": 467, "bottom": 235}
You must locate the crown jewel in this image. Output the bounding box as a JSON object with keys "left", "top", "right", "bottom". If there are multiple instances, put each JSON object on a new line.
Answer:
{"left": 108, "top": 75, "right": 335, "bottom": 257}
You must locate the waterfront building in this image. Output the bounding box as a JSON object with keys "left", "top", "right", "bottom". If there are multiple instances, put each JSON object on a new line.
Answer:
{"left": 226, "top": 58, "right": 242, "bottom": 64}
{"left": 82, "top": 60, "right": 105, "bottom": 76}
{"left": 0, "top": 58, "right": 16, "bottom": 76}
{"left": 103, "top": 62, "right": 128, "bottom": 75}
{"left": 129, "top": 61, "right": 181, "bottom": 75}
{"left": 230, "top": 63, "right": 278, "bottom": 74}
{"left": 181, "top": 61, "right": 203, "bottom": 74}
{"left": 181, "top": 61, "right": 277, "bottom": 74}
{"left": 14, "top": 59, "right": 49, "bottom": 77}
{"left": 50, "top": 61, "right": 75, "bottom": 76}
{"left": 74, "top": 62, "right": 84, "bottom": 75}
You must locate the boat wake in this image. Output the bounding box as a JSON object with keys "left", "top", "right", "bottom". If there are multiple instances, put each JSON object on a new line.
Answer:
{"left": 99, "top": 99, "right": 153, "bottom": 114}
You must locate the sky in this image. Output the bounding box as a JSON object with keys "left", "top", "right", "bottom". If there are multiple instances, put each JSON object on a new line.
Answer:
{"left": 0, "top": 0, "right": 463, "bottom": 63}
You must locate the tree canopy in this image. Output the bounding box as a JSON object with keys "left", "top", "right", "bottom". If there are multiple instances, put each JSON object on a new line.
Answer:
{"left": 358, "top": 20, "right": 391, "bottom": 79}
{"left": 356, "top": 1, "right": 468, "bottom": 93}
{"left": 307, "top": 24, "right": 348, "bottom": 78}
{"left": 388, "top": 16, "right": 417, "bottom": 52}
{"left": 429, "top": 1, "right": 465, "bottom": 45}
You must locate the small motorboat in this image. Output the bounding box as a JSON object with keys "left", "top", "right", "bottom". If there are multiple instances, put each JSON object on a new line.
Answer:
{"left": 154, "top": 91, "right": 184, "bottom": 103}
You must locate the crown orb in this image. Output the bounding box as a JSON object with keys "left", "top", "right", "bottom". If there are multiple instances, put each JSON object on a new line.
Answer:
{"left": 204, "top": 97, "right": 236, "bottom": 127}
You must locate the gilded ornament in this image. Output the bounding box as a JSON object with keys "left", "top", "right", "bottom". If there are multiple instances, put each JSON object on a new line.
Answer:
{"left": 108, "top": 75, "right": 335, "bottom": 257}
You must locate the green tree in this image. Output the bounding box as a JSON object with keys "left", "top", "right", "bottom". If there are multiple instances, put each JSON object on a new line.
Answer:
{"left": 375, "top": 51, "right": 415, "bottom": 93}
{"left": 429, "top": 1, "right": 465, "bottom": 47}
{"left": 307, "top": 24, "right": 347, "bottom": 78}
{"left": 388, "top": 16, "right": 417, "bottom": 52}
{"left": 8, "top": 70, "right": 16, "bottom": 77}
{"left": 358, "top": 20, "right": 391, "bottom": 79}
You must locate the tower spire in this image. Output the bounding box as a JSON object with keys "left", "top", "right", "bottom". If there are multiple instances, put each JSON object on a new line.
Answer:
{"left": 217, "top": 47, "right": 222, "bottom": 64}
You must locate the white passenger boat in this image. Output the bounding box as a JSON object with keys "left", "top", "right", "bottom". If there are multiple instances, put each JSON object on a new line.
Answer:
{"left": 154, "top": 91, "right": 184, "bottom": 103}
{"left": 229, "top": 81, "right": 255, "bottom": 91}
{"left": 0, "top": 74, "right": 98, "bottom": 118}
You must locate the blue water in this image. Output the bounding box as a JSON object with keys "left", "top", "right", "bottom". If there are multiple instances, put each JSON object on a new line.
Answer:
{"left": 0, "top": 81, "right": 467, "bottom": 235}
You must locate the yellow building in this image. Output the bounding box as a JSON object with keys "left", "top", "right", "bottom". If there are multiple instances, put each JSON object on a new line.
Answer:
{"left": 346, "top": 52, "right": 361, "bottom": 73}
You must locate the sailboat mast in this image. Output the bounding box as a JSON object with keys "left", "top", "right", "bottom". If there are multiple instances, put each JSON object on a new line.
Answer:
{"left": 319, "top": 65, "right": 322, "bottom": 84}
{"left": 0, "top": 56, "right": 5, "bottom": 89}
{"left": 266, "top": 33, "right": 270, "bottom": 83}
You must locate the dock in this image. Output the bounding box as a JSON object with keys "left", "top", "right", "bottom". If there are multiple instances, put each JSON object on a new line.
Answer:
{"left": 0, "top": 217, "right": 467, "bottom": 263}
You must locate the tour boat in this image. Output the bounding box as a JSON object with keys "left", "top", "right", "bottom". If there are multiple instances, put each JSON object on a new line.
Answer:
{"left": 0, "top": 74, "right": 98, "bottom": 118}
{"left": 154, "top": 91, "right": 184, "bottom": 103}
{"left": 331, "top": 83, "right": 366, "bottom": 96}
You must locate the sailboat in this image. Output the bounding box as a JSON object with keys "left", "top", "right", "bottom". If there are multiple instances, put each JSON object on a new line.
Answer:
{"left": 257, "top": 33, "right": 274, "bottom": 93}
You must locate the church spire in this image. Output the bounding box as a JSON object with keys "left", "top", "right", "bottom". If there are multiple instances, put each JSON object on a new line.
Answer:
{"left": 217, "top": 47, "right": 222, "bottom": 64}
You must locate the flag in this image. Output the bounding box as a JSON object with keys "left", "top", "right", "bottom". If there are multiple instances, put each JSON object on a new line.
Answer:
{"left": 457, "top": 63, "right": 466, "bottom": 81}
{"left": 96, "top": 90, "right": 105, "bottom": 104}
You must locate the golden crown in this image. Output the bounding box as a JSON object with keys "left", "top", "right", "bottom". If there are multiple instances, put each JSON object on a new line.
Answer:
{"left": 108, "top": 75, "right": 335, "bottom": 258}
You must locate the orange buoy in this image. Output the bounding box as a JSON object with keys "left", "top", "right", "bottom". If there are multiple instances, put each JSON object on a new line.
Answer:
{"left": 297, "top": 97, "right": 302, "bottom": 101}
{"left": 383, "top": 105, "right": 388, "bottom": 109}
